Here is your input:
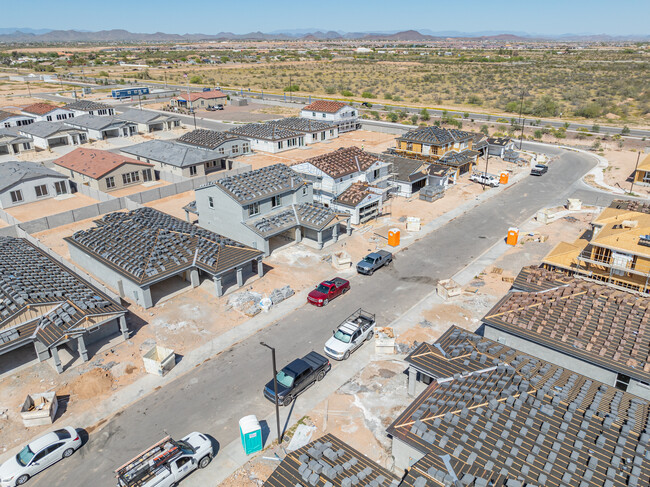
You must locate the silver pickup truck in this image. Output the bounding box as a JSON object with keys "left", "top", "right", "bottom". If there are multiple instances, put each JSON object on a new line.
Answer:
{"left": 324, "top": 309, "right": 376, "bottom": 360}
{"left": 356, "top": 250, "right": 392, "bottom": 275}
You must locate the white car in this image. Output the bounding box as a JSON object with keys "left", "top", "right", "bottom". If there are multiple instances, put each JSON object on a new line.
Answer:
{"left": 0, "top": 427, "right": 81, "bottom": 486}
{"left": 324, "top": 309, "right": 376, "bottom": 360}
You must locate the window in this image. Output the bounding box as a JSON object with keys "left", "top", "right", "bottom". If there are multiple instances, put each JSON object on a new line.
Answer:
{"left": 54, "top": 181, "right": 67, "bottom": 195}
{"left": 302, "top": 186, "right": 307, "bottom": 196}
{"left": 271, "top": 195, "right": 281, "bottom": 208}
{"left": 33, "top": 449, "right": 49, "bottom": 463}
{"left": 278, "top": 141, "right": 283, "bottom": 150}
{"left": 373, "top": 169, "right": 380, "bottom": 179}
{"left": 23, "top": 142, "right": 31, "bottom": 150}
{"left": 218, "top": 147, "right": 225, "bottom": 155}
{"left": 189, "top": 166, "right": 198, "bottom": 176}
{"left": 615, "top": 373, "right": 631, "bottom": 391}
{"left": 242, "top": 143, "right": 249, "bottom": 153}
{"left": 312, "top": 111, "right": 316, "bottom": 116}
{"left": 122, "top": 171, "right": 140, "bottom": 185}
{"left": 10, "top": 190, "right": 23, "bottom": 203}
{"left": 321, "top": 131, "right": 326, "bottom": 139}
{"left": 248, "top": 202, "right": 260, "bottom": 216}
{"left": 208, "top": 196, "right": 214, "bottom": 208}
{"left": 3, "top": 122, "right": 9, "bottom": 128}
{"left": 142, "top": 169, "right": 152, "bottom": 182}
{"left": 232, "top": 144, "right": 239, "bottom": 154}
{"left": 643, "top": 171, "right": 650, "bottom": 184}
{"left": 34, "top": 184, "right": 48, "bottom": 198}
{"left": 105, "top": 177, "right": 115, "bottom": 188}
{"left": 322, "top": 113, "right": 326, "bottom": 118}
{"left": 46, "top": 115, "right": 52, "bottom": 121}
{"left": 176, "top": 457, "right": 192, "bottom": 468}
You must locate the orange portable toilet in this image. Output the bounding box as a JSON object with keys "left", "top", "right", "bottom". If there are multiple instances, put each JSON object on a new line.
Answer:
{"left": 500, "top": 171, "right": 509, "bottom": 184}
{"left": 388, "top": 228, "right": 400, "bottom": 247}
{"left": 506, "top": 227, "right": 519, "bottom": 246}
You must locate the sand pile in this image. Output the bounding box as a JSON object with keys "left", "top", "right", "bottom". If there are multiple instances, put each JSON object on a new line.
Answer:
{"left": 60, "top": 368, "right": 115, "bottom": 401}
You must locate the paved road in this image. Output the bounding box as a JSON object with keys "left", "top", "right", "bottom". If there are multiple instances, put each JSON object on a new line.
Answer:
{"left": 25, "top": 146, "right": 599, "bottom": 486}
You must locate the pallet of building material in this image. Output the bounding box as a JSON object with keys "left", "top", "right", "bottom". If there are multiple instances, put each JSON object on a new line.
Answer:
{"left": 20, "top": 392, "right": 58, "bottom": 427}
{"left": 501, "top": 276, "right": 515, "bottom": 283}
{"left": 375, "top": 327, "right": 395, "bottom": 355}
{"left": 437, "top": 279, "right": 462, "bottom": 300}
{"left": 491, "top": 267, "right": 503, "bottom": 275}
{"left": 419, "top": 185, "right": 445, "bottom": 202}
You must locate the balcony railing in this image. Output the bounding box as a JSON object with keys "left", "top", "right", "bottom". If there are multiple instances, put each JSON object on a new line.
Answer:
{"left": 577, "top": 249, "right": 650, "bottom": 278}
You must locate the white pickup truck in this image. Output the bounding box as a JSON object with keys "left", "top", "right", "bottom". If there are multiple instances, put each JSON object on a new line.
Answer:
{"left": 469, "top": 172, "right": 499, "bottom": 187}
{"left": 324, "top": 309, "right": 376, "bottom": 360}
{"left": 115, "top": 433, "right": 213, "bottom": 487}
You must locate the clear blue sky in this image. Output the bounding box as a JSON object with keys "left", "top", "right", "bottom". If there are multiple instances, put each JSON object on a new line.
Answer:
{"left": 3, "top": 0, "right": 649, "bottom": 36}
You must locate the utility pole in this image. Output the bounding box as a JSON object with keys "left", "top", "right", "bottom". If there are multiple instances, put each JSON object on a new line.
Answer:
{"left": 138, "top": 92, "right": 142, "bottom": 110}
{"left": 289, "top": 74, "right": 292, "bottom": 103}
{"left": 518, "top": 89, "right": 525, "bottom": 150}
{"left": 192, "top": 110, "right": 197, "bottom": 130}
{"left": 483, "top": 148, "right": 489, "bottom": 190}
{"left": 260, "top": 342, "right": 283, "bottom": 445}
{"left": 164, "top": 71, "right": 167, "bottom": 89}
{"left": 630, "top": 152, "right": 641, "bottom": 194}
{"left": 26, "top": 81, "right": 31, "bottom": 97}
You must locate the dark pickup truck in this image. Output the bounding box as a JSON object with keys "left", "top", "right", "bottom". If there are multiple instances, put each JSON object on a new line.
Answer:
{"left": 356, "top": 250, "right": 392, "bottom": 275}
{"left": 263, "top": 352, "right": 331, "bottom": 407}
{"left": 307, "top": 277, "right": 350, "bottom": 306}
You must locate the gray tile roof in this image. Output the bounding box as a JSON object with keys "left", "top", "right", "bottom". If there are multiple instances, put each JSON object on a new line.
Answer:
{"left": 439, "top": 150, "right": 479, "bottom": 167}
{"left": 177, "top": 129, "right": 243, "bottom": 150}
{"left": 268, "top": 117, "right": 333, "bottom": 133}
{"left": 245, "top": 202, "right": 343, "bottom": 237}
{"left": 0, "top": 128, "right": 31, "bottom": 145}
{"left": 380, "top": 153, "right": 427, "bottom": 183}
{"left": 20, "top": 121, "right": 85, "bottom": 139}
{"left": 63, "top": 100, "right": 111, "bottom": 112}
{"left": 117, "top": 109, "right": 180, "bottom": 125}
{"left": 399, "top": 126, "right": 472, "bottom": 145}
{"left": 65, "top": 114, "right": 132, "bottom": 131}
{"left": 121, "top": 140, "right": 218, "bottom": 168}
{"left": 200, "top": 163, "right": 304, "bottom": 205}
{"left": 227, "top": 123, "right": 303, "bottom": 141}
{"left": 0, "top": 160, "right": 67, "bottom": 192}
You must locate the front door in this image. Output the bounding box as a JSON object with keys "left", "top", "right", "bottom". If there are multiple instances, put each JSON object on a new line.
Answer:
{"left": 173, "top": 457, "right": 194, "bottom": 482}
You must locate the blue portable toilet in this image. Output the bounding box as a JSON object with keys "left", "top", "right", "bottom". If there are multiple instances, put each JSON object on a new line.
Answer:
{"left": 239, "top": 415, "right": 263, "bottom": 455}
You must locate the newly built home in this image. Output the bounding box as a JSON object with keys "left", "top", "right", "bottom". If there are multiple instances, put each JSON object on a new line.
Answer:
{"left": 381, "top": 153, "right": 450, "bottom": 197}
{"left": 19, "top": 121, "right": 88, "bottom": 149}
{"left": 65, "top": 114, "right": 137, "bottom": 140}
{"left": 21, "top": 103, "right": 74, "bottom": 122}
{"left": 300, "top": 100, "right": 359, "bottom": 132}
{"left": 0, "top": 237, "right": 128, "bottom": 374}
{"left": 121, "top": 139, "right": 230, "bottom": 178}
{"left": 0, "top": 128, "right": 33, "bottom": 155}
{"left": 63, "top": 100, "right": 115, "bottom": 117}
{"left": 53, "top": 148, "right": 154, "bottom": 192}
{"left": 226, "top": 123, "right": 305, "bottom": 153}
{"left": 633, "top": 152, "right": 650, "bottom": 186}
{"left": 176, "top": 128, "right": 249, "bottom": 156}
{"left": 331, "top": 182, "right": 383, "bottom": 224}
{"left": 117, "top": 109, "right": 181, "bottom": 133}
{"left": 170, "top": 90, "right": 227, "bottom": 109}
{"left": 543, "top": 199, "right": 650, "bottom": 293}
{"left": 0, "top": 109, "right": 34, "bottom": 128}
{"left": 194, "top": 164, "right": 350, "bottom": 255}
{"left": 267, "top": 117, "right": 338, "bottom": 144}
{"left": 65, "top": 208, "right": 264, "bottom": 308}
{"left": 487, "top": 136, "right": 515, "bottom": 157}
{"left": 0, "top": 160, "right": 71, "bottom": 208}
{"left": 483, "top": 265, "right": 650, "bottom": 400}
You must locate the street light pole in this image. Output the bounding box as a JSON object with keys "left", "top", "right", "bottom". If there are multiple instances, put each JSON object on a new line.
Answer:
{"left": 518, "top": 90, "right": 525, "bottom": 150}
{"left": 260, "top": 342, "right": 282, "bottom": 445}
{"left": 630, "top": 152, "right": 641, "bottom": 194}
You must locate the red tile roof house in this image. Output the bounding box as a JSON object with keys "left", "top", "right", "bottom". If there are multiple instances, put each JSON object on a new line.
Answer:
{"left": 21, "top": 102, "right": 75, "bottom": 122}
{"left": 300, "top": 100, "right": 359, "bottom": 132}
{"left": 52, "top": 148, "right": 154, "bottom": 193}
{"left": 170, "top": 90, "right": 227, "bottom": 109}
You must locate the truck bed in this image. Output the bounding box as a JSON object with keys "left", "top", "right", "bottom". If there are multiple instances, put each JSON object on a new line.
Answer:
{"left": 302, "top": 351, "right": 329, "bottom": 370}
{"left": 375, "top": 250, "right": 392, "bottom": 258}
{"left": 331, "top": 277, "right": 349, "bottom": 287}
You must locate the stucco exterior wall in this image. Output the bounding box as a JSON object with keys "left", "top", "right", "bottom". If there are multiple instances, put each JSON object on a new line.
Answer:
{"left": 0, "top": 175, "right": 70, "bottom": 209}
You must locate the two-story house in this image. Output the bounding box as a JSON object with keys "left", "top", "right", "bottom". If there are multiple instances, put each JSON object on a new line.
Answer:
{"left": 543, "top": 199, "right": 650, "bottom": 294}
{"left": 63, "top": 100, "right": 115, "bottom": 117}
{"left": 0, "top": 109, "right": 34, "bottom": 128}
{"left": 226, "top": 123, "right": 305, "bottom": 153}
{"left": 193, "top": 164, "right": 350, "bottom": 255}
{"left": 176, "top": 129, "right": 250, "bottom": 161}
{"left": 267, "top": 118, "right": 338, "bottom": 144}
{"left": 21, "top": 103, "right": 74, "bottom": 122}
{"left": 300, "top": 100, "right": 359, "bottom": 133}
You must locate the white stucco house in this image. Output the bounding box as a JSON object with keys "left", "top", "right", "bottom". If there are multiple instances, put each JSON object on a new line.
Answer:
{"left": 21, "top": 103, "right": 74, "bottom": 123}
{"left": 226, "top": 123, "right": 305, "bottom": 153}
{"left": 0, "top": 110, "right": 34, "bottom": 128}
{"left": 300, "top": 100, "right": 359, "bottom": 133}
{"left": 0, "top": 160, "right": 71, "bottom": 208}
{"left": 65, "top": 114, "right": 137, "bottom": 140}
{"left": 19, "top": 122, "right": 88, "bottom": 150}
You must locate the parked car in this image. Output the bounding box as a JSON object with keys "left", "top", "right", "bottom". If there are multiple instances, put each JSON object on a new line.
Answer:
{"left": 531, "top": 164, "right": 548, "bottom": 176}
{"left": 307, "top": 278, "right": 350, "bottom": 306}
{"left": 469, "top": 172, "right": 499, "bottom": 187}
{"left": 356, "top": 250, "right": 392, "bottom": 275}
{"left": 0, "top": 427, "right": 81, "bottom": 486}
{"left": 324, "top": 309, "right": 376, "bottom": 360}
{"left": 361, "top": 102, "right": 372, "bottom": 108}
{"left": 263, "top": 352, "right": 331, "bottom": 406}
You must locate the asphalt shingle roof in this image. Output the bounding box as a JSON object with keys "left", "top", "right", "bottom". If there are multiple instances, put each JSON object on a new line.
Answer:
{"left": 227, "top": 123, "right": 303, "bottom": 141}
{"left": 0, "top": 160, "right": 67, "bottom": 192}
{"left": 117, "top": 109, "right": 179, "bottom": 125}
{"left": 20, "top": 121, "right": 84, "bottom": 139}
{"left": 65, "top": 114, "right": 131, "bottom": 131}
{"left": 121, "top": 140, "right": 218, "bottom": 168}
{"left": 53, "top": 148, "right": 152, "bottom": 179}
{"left": 268, "top": 117, "right": 333, "bottom": 133}
{"left": 63, "top": 100, "right": 111, "bottom": 112}
{"left": 176, "top": 129, "right": 242, "bottom": 150}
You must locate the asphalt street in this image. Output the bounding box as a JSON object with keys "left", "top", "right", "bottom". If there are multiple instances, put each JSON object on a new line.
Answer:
{"left": 25, "top": 145, "right": 601, "bottom": 486}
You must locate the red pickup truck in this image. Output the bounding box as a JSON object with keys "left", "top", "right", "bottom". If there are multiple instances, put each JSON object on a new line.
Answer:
{"left": 307, "top": 278, "right": 350, "bottom": 307}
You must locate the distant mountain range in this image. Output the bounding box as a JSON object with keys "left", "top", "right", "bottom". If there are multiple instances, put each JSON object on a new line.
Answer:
{"left": 0, "top": 28, "right": 647, "bottom": 43}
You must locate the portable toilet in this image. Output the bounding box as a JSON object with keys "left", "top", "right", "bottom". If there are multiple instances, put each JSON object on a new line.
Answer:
{"left": 239, "top": 415, "right": 263, "bottom": 455}
{"left": 506, "top": 227, "right": 519, "bottom": 246}
{"left": 387, "top": 228, "right": 400, "bottom": 247}
{"left": 499, "top": 172, "right": 509, "bottom": 184}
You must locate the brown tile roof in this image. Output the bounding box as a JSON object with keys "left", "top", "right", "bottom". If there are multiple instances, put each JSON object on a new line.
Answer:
{"left": 512, "top": 265, "right": 575, "bottom": 293}
{"left": 303, "top": 100, "right": 347, "bottom": 113}
{"left": 174, "top": 91, "right": 227, "bottom": 102}
{"left": 334, "top": 182, "right": 375, "bottom": 207}
{"left": 53, "top": 148, "right": 152, "bottom": 179}
{"left": 391, "top": 325, "right": 650, "bottom": 487}
{"left": 22, "top": 103, "right": 60, "bottom": 115}
{"left": 483, "top": 276, "right": 650, "bottom": 383}
{"left": 300, "top": 146, "right": 378, "bottom": 178}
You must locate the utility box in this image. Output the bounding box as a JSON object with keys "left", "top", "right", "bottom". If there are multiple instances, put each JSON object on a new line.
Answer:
{"left": 506, "top": 227, "right": 519, "bottom": 246}
{"left": 143, "top": 345, "right": 176, "bottom": 377}
{"left": 388, "top": 228, "right": 400, "bottom": 247}
{"left": 499, "top": 172, "right": 509, "bottom": 184}
{"left": 20, "top": 392, "right": 58, "bottom": 427}
{"left": 239, "top": 415, "right": 263, "bottom": 455}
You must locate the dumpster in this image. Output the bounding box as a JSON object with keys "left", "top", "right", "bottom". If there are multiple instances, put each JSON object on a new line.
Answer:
{"left": 20, "top": 392, "right": 58, "bottom": 427}
{"left": 387, "top": 228, "right": 400, "bottom": 247}
{"left": 239, "top": 415, "right": 263, "bottom": 455}
{"left": 143, "top": 345, "right": 176, "bottom": 377}
{"left": 506, "top": 227, "right": 519, "bottom": 246}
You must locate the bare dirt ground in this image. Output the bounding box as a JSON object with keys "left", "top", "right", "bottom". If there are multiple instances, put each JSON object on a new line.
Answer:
{"left": 144, "top": 190, "right": 195, "bottom": 220}
{"left": 5, "top": 193, "right": 99, "bottom": 222}
{"left": 600, "top": 149, "right": 650, "bottom": 196}
{"left": 108, "top": 180, "right": 170, "bottom": 198}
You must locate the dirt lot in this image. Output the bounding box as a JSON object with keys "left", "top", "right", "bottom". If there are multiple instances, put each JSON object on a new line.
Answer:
{"left": 108, "top": 180, "right": 170, "bottom": 198}
{"left": 144, "top": 190, "right": 195, "bottom": 220}
{"left": 5, "top": 193, "right": 99, "bottom": 222}
{"left": 598, "top": 149, "right": 650, "bottom": 196}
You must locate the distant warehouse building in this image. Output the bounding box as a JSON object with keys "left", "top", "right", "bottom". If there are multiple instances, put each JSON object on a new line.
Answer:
{"left": 112, "top": 86, "right": 150, "bottom": 99}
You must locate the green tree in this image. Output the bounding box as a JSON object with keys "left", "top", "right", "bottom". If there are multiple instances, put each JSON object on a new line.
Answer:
{"left": 284, "top": 84, "right": 299, "bottom": 92}
{"left": 341, "top": 89, "right": 353, "bottom": 97}
{"left": 98, "top": 71, "right": 109, "bottom": 77}
{"left": 622, "top": 125, "right": 631, "bottom": 135}
{"left": 591, "top": 124, "right": 600, "bottom": 133}
{"left": 384, "top": 93, "right": 393, "bottom": 100}
{"left": 534, "top": 129, "right": 544, "bottom": 140}
{"left": 480, "top": 124, "right": 489, "bottom": 136}
{"left": 410, "top": 114, "right": 419, "bottom": 124}
{"left": 467, "top": 94, "right": 482, "bottom": 105}
{"left": 563, "top": 122, "right": 570, "bottom": 130}
{"left": 370, "top": 110, "right": 380, "bottom": 120}
{"left": 189, "top": 75, "right": 202, "bottom": 84}
{"left": 387, "top": 112, "right": 398, "bottom": 123}
{"left": 325, "top": 86, "right": 336, "bottom": 94}
{"left": 420, "top": 108, "right": 430, "bottom": 121}
{"left": 531, "top": 95, "right": 559, "bottom": 117}
{"left": 463, "top": 112, "right": 469, "bottom": 119}
{"left": 361, "top": 91, "right": 375, "bottom": 99}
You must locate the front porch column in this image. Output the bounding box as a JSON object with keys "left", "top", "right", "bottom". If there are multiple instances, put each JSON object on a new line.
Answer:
{"left": 316, "top": 230, "right": 324, "bottom": 250}
{"left": 236, "top": 267, "right": 244, "bottom": 287}
{"left": 214, "top": 276, "right": 223, "bottom": 296}
{"left": 77, "top": 335, "right": 89, "bottom": 362}
{"left": 332, "top": 223, "right": 339, "bottom": 242}
{"left": 408, "top": 366, "right": 417, "bottom": 396}
{"left": 257, "top": 257, "right": 264, "bottom": 277}
{"left": 119, "top": 315, "right": 130, "bottom": 340}
{"left": 141, "top": 287, "right": 153, "bottom": 309}
{"left": 295, "top": 226, "right": 302, "bottom": 243}
{"left": 51, "top": 345, "right": 63, "bottom": 374}
{"left": 34, "top": 340, "right": 50, "bottom": 362}
{"left": 184, "top": 210, "right": 191, "bottom": 223}
{"left": 190, "top": 269, "right": 200, "bottom": 288}
{"left": 346, "top": 219, "right": 353, "bottom": 236}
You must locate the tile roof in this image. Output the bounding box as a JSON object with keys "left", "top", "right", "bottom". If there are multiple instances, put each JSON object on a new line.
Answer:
{"left": 334, "top": 182, "right": 377, "bottom": 208}
{"left": 0, "top": 237, "right": 125, "bottom": 352}
{"left": 299, "top": 146, "right": 379, "bottom": 178}
{"left": 173, "top": 91, "right": 227, "bottom": 102}
{"left": 0, "top": 110, "right": 25, "bottom": 121}
{"left": 226, "top": 123, "right": 303, "bottom": 141}
{"left": 390, "top": 325, "right": 650, "bottom": 487}
{"left": 65, "top": 114, "right": 132, "bottom": 131}
{"left": 483, "top": 276, "right": 650, "bottom": 384}
{"left": 246, "top": 202, "right": 344, "bottom": 237}
{"left": 203, "top": 163, "right": 304, "bottom": 205}
{"left": 63, "top": 100, "right": 111, "bottom": 112}
{"left": 263, "top": 433, "right": 400, "bottom": 487}
{"left": 117, "top": 108, "right": 179, "bottom": 125}
{"left": 398, "top": 126, "right": 472, "bottom": 145}
{"left": 20, "top": 121, "right": 84, "bottom": 139}
{"left": 53, "top": 148, "right": 151, "bottom": 179}
{"left": 176, "top": 129, "right": 242, "bottom": 149}
{"left": 302, "top": 100, "right": 348, "bottom": 114}
{"left": 0, "top": 160, "right": 67, "bottom": 192}
{"left": 22, "top": 103, "right": 60, "bottom": 115}
{"left": 66, "top": 208, "right": 262, "bottom": 285}
{"left": 121, "top": 140, "right": 218, "bottom": 167}
{"left": 0, "top": 128, "right": 32, "bottom": 146}
{"left": 487, "top": 137, "right": 512, "bottom": 147}
{"left": 439, "top": 150, "right": 479, "bottom": 167}
{"left": 604, "top": 199, "right": 650, "bottom": 218}
{"left": 511, "top": 265, "right": 575, "bottom": 293}
{"left": 268, "top": 117, "right": 334, "bottom": 133}
{"left": 380, "top": 153, "right": 427, "bottom": 183}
